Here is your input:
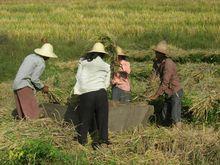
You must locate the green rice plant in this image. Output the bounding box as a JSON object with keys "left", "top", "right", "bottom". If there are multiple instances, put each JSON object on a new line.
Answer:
{"left": 3, "top": 139, "right": 73, "bottom": 164}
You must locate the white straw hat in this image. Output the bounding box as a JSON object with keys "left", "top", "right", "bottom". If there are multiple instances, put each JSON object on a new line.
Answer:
{"left": 88, "top": 42, "right": 108, "bottom": 55}
{"left": 34, "top": 43, "right": 58, "bottom": 58}
{"left": 116, "top": 46, "right": 128, "bottom": 56}
{"left": 152, "top": 40, "right": 168, "bottom": 55}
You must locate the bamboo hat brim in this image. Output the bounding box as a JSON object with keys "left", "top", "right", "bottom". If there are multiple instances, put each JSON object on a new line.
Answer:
{"left": 88, "top": 42, "right": 108, "bottom": 55}
{"left": 34, "top": 43, "right": 58, "bottom": 58}
{"left": 152, "top": 40, "right": 168, "bottom": 55}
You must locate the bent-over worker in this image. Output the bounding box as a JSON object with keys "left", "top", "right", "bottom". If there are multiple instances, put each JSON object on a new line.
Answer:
{"left": 13, "top": 43, "right": 58, "bottom": 119}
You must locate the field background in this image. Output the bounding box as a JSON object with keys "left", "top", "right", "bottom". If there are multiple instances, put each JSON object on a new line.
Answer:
{"left": 0, "top": 0, "right": 220, "bottom": 164}
{"left": 0, "top": 0, "right": 220, "bottom": 82}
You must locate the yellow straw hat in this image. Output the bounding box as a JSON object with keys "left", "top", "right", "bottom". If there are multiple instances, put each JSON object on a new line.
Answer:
{"left": 116, "top": 46, "right": 128, "bottom": 56}
{"left": 34, "top": 43, "right": 58, "bottom": 58}
{"left": 152, "top": 40, "right": 168, "bottom": 55}
{"left": 88, "top": 42, "right": 108, "bottom": 55}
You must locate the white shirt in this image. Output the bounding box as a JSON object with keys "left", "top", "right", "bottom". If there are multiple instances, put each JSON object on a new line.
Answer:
{"left": 74, "top": 56, "right": 110, "bottom": 95}
{"left": 13, "top": 54, "right": 45, "bottom": 91}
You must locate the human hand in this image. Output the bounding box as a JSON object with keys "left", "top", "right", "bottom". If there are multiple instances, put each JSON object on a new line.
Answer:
{"left": 42, "top": 85, "right": 49, "bottom": 93}
{"left": 148, "top": 94, "right": 158, "bottom": 101}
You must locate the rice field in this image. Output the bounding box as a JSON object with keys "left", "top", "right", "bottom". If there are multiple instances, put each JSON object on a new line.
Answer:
{"left": 0, "top": 0, "right": 219, "bottom": 49}
{"left": 0, "top": 0, "right": 220, "bottom": 164}
{"left": 0, "top": 0, "right": 220, "bottom": 81}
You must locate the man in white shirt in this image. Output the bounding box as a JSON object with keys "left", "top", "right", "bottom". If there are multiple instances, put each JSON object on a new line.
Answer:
{"left": 74, "top": 42, "right": 111, "bottom": 148}
{"left": 13, "top": 43, "right": 58, "bottom": 119}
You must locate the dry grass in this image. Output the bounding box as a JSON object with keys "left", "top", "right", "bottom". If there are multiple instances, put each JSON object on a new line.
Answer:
{"left": 0, "top": 118, "right": 219, "bottom": 164}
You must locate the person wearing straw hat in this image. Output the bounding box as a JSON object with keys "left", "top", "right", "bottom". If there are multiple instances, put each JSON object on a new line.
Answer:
{"left": 148, "top": 41, "right": 183, "bottom": 129}
{"left": 112, "top": 46, "right": 131, "bottom": 102}
{"left": 73, "top": 42, "right": 111, "bottom": 148}
{"left": 13, "top": 43, "right": 58, "bottom": 119}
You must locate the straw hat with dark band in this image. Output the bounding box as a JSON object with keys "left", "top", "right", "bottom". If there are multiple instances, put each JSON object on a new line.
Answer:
{"left": 152, "top": 40, "right": 168, "bottom": 55}
{"left": 34, "top": 43, "right": 58, "bottom": 58}
{"left": 88, "top": 42, "right": 108, "bottom": 55}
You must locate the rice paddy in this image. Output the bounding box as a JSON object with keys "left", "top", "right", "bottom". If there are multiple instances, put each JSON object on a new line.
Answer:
{"left": 0, "top": 0, "right": 220, "bottom": 164}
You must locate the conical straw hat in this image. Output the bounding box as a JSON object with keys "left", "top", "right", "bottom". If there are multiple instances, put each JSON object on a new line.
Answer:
{"left": 152, "top": 40, "right": 168, "bottom": 55}
{"left": 116, "top": 46, "right": 128, "bottom": 56}
{"left": 88, "top": 42, "right": 108, "bottom": 54}
{"left": 34, "top": 43, "right": 58, "bottom": 58}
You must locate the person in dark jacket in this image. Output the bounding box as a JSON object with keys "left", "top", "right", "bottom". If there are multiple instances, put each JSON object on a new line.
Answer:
{"left": 149, "top": 41, "right": 183, "bottom": 128}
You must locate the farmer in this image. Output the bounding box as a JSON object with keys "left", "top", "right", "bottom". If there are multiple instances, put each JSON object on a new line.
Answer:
{"left": 13, "top": 43, "right": 58, "bottom": 119}
{"left": 73, "top": 42, "right": 111, "bottom": 148}
{"left": 148, "top": 41, "right": 183, "bottom": 128}
{"left": 112, "top": 46, "right": 131, "bottom": 102}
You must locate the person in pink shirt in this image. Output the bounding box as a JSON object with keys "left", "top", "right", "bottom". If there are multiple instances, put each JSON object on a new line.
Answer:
{"left": 112, "top": 46, "right": 131, "bottom": 102}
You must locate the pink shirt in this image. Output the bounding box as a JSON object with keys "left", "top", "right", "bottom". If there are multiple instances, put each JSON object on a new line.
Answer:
{"left": 119, "top": 60, "right": 131, "bottom": 74}
{"left": 112, "top": 74, "right": 130, "bottom": 92}
{"left": 112, "top": 60, "right": 131, "bottom": 92}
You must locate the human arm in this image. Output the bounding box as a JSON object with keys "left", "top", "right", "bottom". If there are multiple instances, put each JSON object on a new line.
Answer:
{"left": 31, "top": 62, "right": 46, "bottom": 91}
{"left": 105, "top": 68, "right": 111, "bottom": 89}
{"left": 149, "top": 60, "right": 173, "bottom": 100}
{"left": 73, "top": 61, "right": 83, "bottom": 95}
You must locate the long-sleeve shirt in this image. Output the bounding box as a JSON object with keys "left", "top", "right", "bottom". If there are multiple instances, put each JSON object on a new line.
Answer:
{"left": 112, "top": 60, "right": 131, "bottom": 91}
{"left": 13, "top": 54, "right": 45, "bottom": 91}
{"left": 154, "top": 58, "right": 181, "bottom": 97}
{"left": 74, "top": 56, "right": 110, "bottom": 95}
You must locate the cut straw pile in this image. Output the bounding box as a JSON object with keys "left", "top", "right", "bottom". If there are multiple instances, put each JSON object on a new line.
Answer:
{"left": 179, "top": 63, "right": 220, "bottom": 121}
{"left": 0, "top": 119, "right": 219, "bottom": 164}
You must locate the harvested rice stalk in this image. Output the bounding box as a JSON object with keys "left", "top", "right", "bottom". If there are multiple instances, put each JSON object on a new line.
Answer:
{"left": 99, "top": 35, "right": 117, "bottom": 78}
{"left": 189, "top": 91, "right": 220, "bottom": 120}
{"left": 46, "top": 91, "right": 62, "bottom": 104}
